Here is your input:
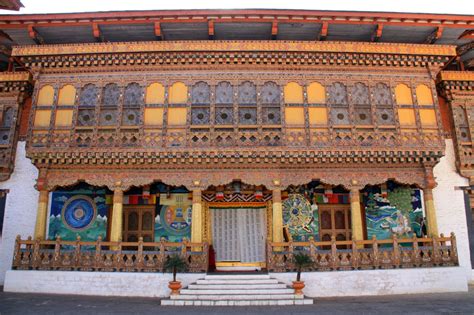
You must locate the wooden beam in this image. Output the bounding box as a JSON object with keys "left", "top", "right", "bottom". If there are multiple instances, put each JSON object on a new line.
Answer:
{"left": 27, "top": 25, "right": 43, "bottom": 44}
{"left": 371, "top": 24, "right": 384, "bottom": 42}
{"left": 208, "top": 20, "right": 214, "bottom": 40}
{"left": 319, "top": 22, "right": 328, "bottom": 41}
{"left": 271, "top": 20, "right": 278, "bottom": 40}
{"left": 92, "top": 23, "right": 102, "bottom": 42}
{"left": 458, "top": 29, "right": 474, "bottom": 40}
{"left": 425, "top": 26, "right": 443, "bottom": 44}
{"left": 154, "top": 22, "right": 162, "bottom": 40}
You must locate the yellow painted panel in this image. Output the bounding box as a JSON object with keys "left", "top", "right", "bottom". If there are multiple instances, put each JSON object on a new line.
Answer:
{"left": 308, "top": 107, "right": 327, "bottom": 125}
{"left": 169, "top": 82, "right": 188, "bottom": 104}
{"left": 307, "top": 82, "right": 325, "bottom": 104}
{"left": 395, "top": 84, "right": 413, "bottom": 105}
{"left": 285, "top": 107, "right": 305, "bottom": 125}
{"left": 34, "top": 110, "right": 51, "bottom": 127}
{"left": 144, "top": 108, "right": 164, "bottom": 125}
{"left": 419, "top": 109, "right": 437, "bottom": 127}
{"left": 398, "top": 108, "right": 416, "bottom": 126}
{"left": 37, "top": 85, "right": 54, "bottom": 106}
{"left": 57, "top": 85, "right": 76, "bottom": 106}
{"left": 416, "top": 84, "right": 434, "bottom": 105}
{"left": 167, "top": 108, "right": 187, "bottom": 126}
{"left": 145, "top": 83, "right": 165, "bottom": 104}
{"left": 284, "top": 82, "right": 303, "bottom": 104}
{"left": 54, "top": 109, "right": 73, "bottom": 127}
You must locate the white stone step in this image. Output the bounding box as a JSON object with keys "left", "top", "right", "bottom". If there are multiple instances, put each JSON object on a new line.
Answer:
{"left": 162, "top": 299, "right": 314, "bottom": 306}
{"left": 180, "top": 288, "right": 294, "bottom": 295}
{"left": 188, "top": 283, "right": 288, "bottom": 290}
{"left": 204, "top": 274, "right": 271, "bottom": 280}
{"left": 171, "top": 294, "right": 300, "bottom": 300}
{"left": 196, "top": 279, "right": 279, "bottom": 285}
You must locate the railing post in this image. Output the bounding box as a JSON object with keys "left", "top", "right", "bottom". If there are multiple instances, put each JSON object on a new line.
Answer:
{"left": 392, "top": 234, "right": 400, "bottom": 267}
{"left": 412, "top": 234, "right": 420, "bottom": 266}
{"left": 137, "top": 237, "right": 144, "bottom": 271}
{"left": 94, "top": 236, "right": 102, "bottom": 271}
{"left": 331, "top": 235, "right": 338, "bottom": 270}
{"left": 432, "top": 235, "right": 441, "bottom": 265}
{"left": 351, "top": 239, "right": 358, "bottom": 270}
{"left": 12, "top": 235, "right": 21, "bottom": 268}
{"left": 53, "top": 236, "right": 61, "bottom": 269}
{"left": 450, "top": 232, "right": 458, "bottom": 264}
{"left": 32, "top": 238, "right": 41, "bottom": 270}
{"left": 372, "top": 235, "right": 379, "bottom": 269}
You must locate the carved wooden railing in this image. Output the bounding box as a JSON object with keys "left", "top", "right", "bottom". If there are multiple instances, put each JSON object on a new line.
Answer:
{"left": 267, "top": 233, "right": 459, "bottom": 272}
{"left": 12, "top": 236, "right": 208, "bottom": 273}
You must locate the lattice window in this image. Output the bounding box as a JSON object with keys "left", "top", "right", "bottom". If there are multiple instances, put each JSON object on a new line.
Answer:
{"left": 215, "top": 107, "right": 233, "bottom": 125}
{"left": 216, "top": 81, "right": 233, "bottom": 105}
{"left": 100, "top": 83, "right": 120, "bottom": 126}
{"left": 122, "top": 83, "right": 142, "bottom": 126}
{"left": 191, "top": 81, "right": 210, "bottom": 105}
{"left": 329, "top": 82, "right": 349, "bottom": 125}
{"left": 352, "top": 83, "right": 372, "bottom": 125}
{"left": 0, "top": 107, "right": 13, "bottom": 145}
{"left": 238, "top": 81, "right": 256, "bottom": 105}
{"left": 261, "top": 82, "right": 280, "bottom": 105}
{"left": 262, "top": 107, "right": 281, "bottom": 125}
{"left": 374, "top": 83, "right": 395, "bottom": 125}
{"left": 239, "top": 108, "right": 257, "bottom": 125}
{"left": 77, "top": 84, "right": 97, "bottom": 126}
{"left": 191, "top": 108, "right": 210, "bottom": 125}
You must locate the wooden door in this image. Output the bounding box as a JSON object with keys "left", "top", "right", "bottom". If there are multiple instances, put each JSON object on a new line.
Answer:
{"left": 319, "top": 204, "right": 351, "bottom": 248}
{"left": 123, "top": 205, "right": 155, "bottom": 242}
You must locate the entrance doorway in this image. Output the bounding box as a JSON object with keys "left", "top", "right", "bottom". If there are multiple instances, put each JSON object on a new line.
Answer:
{"left": 122, "top": 205, "right": 155, "bottom": 242}
{"left": 211, "top": 206, "right": 266, "bottom": 270}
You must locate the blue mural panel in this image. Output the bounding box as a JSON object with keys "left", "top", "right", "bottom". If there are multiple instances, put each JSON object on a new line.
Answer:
{"left": 154, "top": 193, "right": 192, "bottom": 242}
{"left": 48, "top": 187, "right": 108, "bottom": 241}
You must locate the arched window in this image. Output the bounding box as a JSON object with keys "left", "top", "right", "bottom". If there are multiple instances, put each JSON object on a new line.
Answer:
{"left": 395, "top": 84, "right": 413, "bottom": 105}
{"left": 37, "top": 85, "right": 54, "bottom": 106}
{"left": 416, "top": 84, "right": 434, "bottom": 105}
{"left": 169, "top": 82, "right": 188, "bottom": 104}
{"left": 99, "top": 83, "right": 120, "bottom": 126}
{"left": 123, "top": 83, "right": 143, "bottom": 107}
{"left": 145, "top": 83, "right": 165, "bottom": 104}
{"left": 328, "top": 82, "right": 349, "bottom": 125}
{"left": 191, "top": 81, "right": 210, "bottom": 105}
{"left": 261, "top": 82, "right": 280, "bottom": 105}
{"left": 2, "top": 107, "right": 13, "bottom": 128}
{"left": 215, "top": 81, "right": 233, "bottom": 105}
{"left": 352, "top": 82, "right": 371, "bottom": 125}
{"left": 77, "top": 84, "right": 98, "bottom": 126}
{"left": 57, "top": 85, "right": 76, "bottom": 106}
{"left": 284, "top": 82, "right": 303, "bottom": 104}
{"left": 374, "top": 83, "right": 395, "bottom": 125}
{"left": 238, "top": 81, "right": 256, "bottom": 105}
{"left": 307, "top": 82, "right": 325, "bottom": 104}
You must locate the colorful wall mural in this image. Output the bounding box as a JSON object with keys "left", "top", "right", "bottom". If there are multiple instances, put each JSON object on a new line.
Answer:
{"left": 363, "top": 182, "right": 425, "bottom": 240}
{"left": 282, "top": 182, "right": 350, "bottom": 241}
{"left": 155, "top": 193, "right": 192, "bottom": 242}
{"left": 48, "top": 185, "right": 109, "bottom": 241}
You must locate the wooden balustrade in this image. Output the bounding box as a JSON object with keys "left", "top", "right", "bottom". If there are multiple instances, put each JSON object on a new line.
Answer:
{"left": 12, "top": 235, "right": 208, "bottom": 273}
{"left": 266, "top": 233, "right": 459, "bottom": 272}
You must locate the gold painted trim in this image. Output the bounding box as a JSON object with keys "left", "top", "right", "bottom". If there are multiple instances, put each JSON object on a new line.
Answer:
{"left": 0, "top": 72, "right": 31, "bottom": 82}
{"left": 439, "top": 71, "right": 474, "bottom": 82}
{"left": 12, "top": 40, "right": 456, "bottom": 57}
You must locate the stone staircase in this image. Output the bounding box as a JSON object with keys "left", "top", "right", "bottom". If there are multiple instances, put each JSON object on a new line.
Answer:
{"left": 161, "top": 274, "right": 314, "bottom": 306}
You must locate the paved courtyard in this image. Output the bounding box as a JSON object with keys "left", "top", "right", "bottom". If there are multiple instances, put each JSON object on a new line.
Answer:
{"left": 1, "top": 286, "right": 474, "bottom": 315}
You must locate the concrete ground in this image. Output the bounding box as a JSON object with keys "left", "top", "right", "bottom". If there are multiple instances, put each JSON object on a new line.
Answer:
{"left": 1, "top": 286, "right": 473, "bottom": 315}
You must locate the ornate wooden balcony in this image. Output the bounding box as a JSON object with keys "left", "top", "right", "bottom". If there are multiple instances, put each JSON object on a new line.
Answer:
{"left": 12, "top": 234, "right": 458, "bottom": 274}
{"left": 12, "top": 236, "right": 208, "bottom": 273}
{"left": 267, "top": 233, "right": 458, "bottom": 272}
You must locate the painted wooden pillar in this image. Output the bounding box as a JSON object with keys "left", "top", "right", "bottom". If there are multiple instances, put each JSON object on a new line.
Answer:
{"left": 191, "top": 189, "right": 203, "bottom": 243}
{"left": 110, "top": 188, "right": 124, "bottom": 243}
{"left": 423, "top": 187, "right": 439, "bottom": 237}
{"left": 272, "top": 188, "right": 283, "bottom": 243}
{"left": 350, "top": 188, "right": 364, "bottom": 242}
{"left": 33, "top": 189, "right": 49, "bottom": 240}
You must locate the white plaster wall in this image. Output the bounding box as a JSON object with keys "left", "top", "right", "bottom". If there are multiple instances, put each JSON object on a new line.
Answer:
{"left": 4, "top": 270, "right": 204, "bottom": 297}
{"left": 433, "top": 140, "right": 472, "bottom": 277}
{"left": 273, "top": 267, "right": 468, "bottom": 297}
{"left": 0, "top": 142, "right": 38, "bottom": 285}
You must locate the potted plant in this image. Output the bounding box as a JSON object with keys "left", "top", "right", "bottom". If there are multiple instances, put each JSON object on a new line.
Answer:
{"left": 292, "top": 252, "right": 312, "bottom": 295}
{"left": 164, "top": 254, "right": 188, "bottom": 295}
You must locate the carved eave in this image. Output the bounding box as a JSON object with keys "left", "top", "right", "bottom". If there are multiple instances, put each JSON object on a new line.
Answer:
{"left": 0, "top": 71, "right": 32, "bottom": 94}
{"left": 11, "top": 41, "right": 456, "bottom": 73}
